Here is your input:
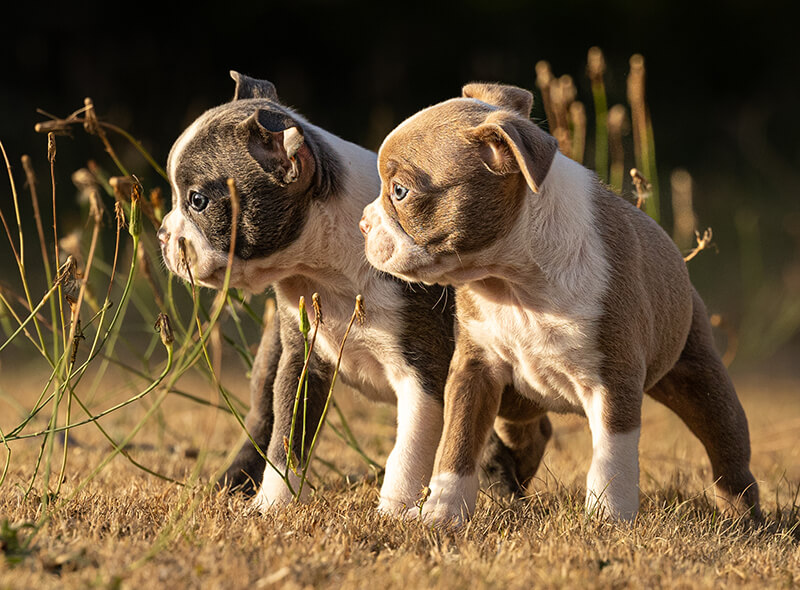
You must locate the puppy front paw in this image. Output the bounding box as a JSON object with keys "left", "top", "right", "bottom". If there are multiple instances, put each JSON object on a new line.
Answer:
{"left": 409, "top": 472, "right": 479, "bottom": 529}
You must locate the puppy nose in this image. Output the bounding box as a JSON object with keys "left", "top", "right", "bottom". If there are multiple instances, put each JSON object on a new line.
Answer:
{"left": 359, "top": 215, "right": 371, "bottom": 236}
{"left": 157, "top": 227, "right": 170, "bottom": 245}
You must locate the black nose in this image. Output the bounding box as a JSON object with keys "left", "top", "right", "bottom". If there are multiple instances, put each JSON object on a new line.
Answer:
{"left": 157, "top": 227, "right": 170, "bottom": 245}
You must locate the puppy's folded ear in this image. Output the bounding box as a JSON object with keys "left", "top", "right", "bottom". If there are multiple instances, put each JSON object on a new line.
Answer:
{"left": 230, "top": 71, "right": 279, "bottom": 102}
{"left": 465, "top": 111, "right": 558, "bottom": 193}
{"left": 238, "top": 109, "right": 305, "bottom": 183}
{"left": 462, "top": 83, "right": 533, "bottom": 118}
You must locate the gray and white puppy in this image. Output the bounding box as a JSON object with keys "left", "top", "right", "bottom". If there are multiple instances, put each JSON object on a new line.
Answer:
{"left": 361, "top": 82, "right": 761, "bottom": 525}
{"left": 158, "top": 73, "right": 549, "bottom": 513}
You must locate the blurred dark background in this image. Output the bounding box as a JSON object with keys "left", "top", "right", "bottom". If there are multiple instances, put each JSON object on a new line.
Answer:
{"left": 1, "top": 0, "right": 798, "bottom": 372}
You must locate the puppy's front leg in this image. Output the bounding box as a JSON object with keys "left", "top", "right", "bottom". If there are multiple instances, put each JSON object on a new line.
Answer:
{"left": 421, "top": 341, "right": 503, "bottom": 526}
{"left": 377, "top": 377, "right": 443, "bottom": 513}
{"left": 584, "top": 390, "right": 642, "bottom": 521}
{"left": 219, "top": 311, "right": 281, "bottom": 495}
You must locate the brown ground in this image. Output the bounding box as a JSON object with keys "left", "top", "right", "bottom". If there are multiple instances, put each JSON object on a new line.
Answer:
{"left": 1, "top": 367, "right": 798, "bottom": 589}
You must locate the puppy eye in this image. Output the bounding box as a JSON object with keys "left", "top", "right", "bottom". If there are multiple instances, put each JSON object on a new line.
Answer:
{"left": 391, "top": 182, "right": 410, "bottom": 202}
{"left": 188, "top": 191, "right": 209, "bottom": 212}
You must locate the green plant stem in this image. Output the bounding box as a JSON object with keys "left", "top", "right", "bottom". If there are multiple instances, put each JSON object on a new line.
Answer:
{"left": 297, "top": 297, "right": 361, "bottom": 499}
{"left": 1, "top": 140, "right": 48, "bottom": 354}
{"left": 98, "top": 122, "right": 169, "bottom": 181}
{"left": 0, "top": 427, "right": 10, "bottom": 488}
{"left": 285, "top": 312, "right": 319, "bottom": 480}
{"left": 5, "top": 348, "right": 173, "bottom": 440}
{"left": 0, "top": 281, "right": 63, "bottom": 353}
{"left": 22, "top": 344, "right": 175, "bottom": 550}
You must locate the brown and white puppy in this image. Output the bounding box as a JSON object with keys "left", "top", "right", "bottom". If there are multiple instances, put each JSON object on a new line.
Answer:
{"left": 158, "top": 73, "right": 549, "bottom": 515}
{"left": 361, "top": 82, "right": 761, "bottom": 524}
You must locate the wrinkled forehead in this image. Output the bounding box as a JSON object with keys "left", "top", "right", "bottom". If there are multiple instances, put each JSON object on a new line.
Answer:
{"left": 377, "top": 98, "right": 495, "bottom": 177}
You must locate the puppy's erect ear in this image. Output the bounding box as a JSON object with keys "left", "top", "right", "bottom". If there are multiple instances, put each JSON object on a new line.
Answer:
{"left": 462, "top": 83, "right": 533, "bottom": 118}
{"left": 230, "top": 71, "right": 279, "bottom": 101}
{"left": 238, "top": 109, "right": 304, "bottom": 183}
{"left": 466, "top": 111, "right": 558, "bottom": 193}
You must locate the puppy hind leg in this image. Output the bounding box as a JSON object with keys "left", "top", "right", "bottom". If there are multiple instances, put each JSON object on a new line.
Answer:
{"left": 480, "top": 386, "right": 552, "bottom": 499}
{"left": 584, "top": 391, "right": 642, "bottom": 521}
{"left": 647, "top": 293, "right": 761, "bottom": 520}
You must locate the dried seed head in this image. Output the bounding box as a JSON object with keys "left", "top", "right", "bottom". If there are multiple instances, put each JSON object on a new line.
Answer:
{"left": 154, "top": 312, "right": 174, "bottom": 347}
{"left": 558, "top": 75, "right": 576, "bottom": 105}
{"left": 83, "top": 97, "right": 100, "bottom": 135}
{"left": 47, "top": 133, "right": 56, "bottom": 162}
{"left": 177, "top": 236, "right": 195, "bottom": 279}
{"left": 355, "top": 294, "right": 365, "bottom": 325}
{"left": 630, "top": 168, "right": 651, "bottom": 191}
{"left": 569, "top": 101, "right": 586, "bottom": 130}
{"left": 114, "top": 201, "right": 127, "bottom": 230}
{"left": 535, "top": 60, "right": 553, "bottom": 90}
{"left": 627, "top": 54, "right": 646, "bottom": 108}
{"left": 56, "top": 255, "right": 81, "bottom": 304}
{"left": 56, "top": 255, "right": 78, "bottom": 287}
{"left": 587, "top": 47, "right": 606, "bottom": 83}
{"left": 283, "top": 436, "right": 299, "bottom": 472}
{"left": 416, "top": 486, "right": 431, "bottom": 509}
{"left": 630, "top": 168, "right": 651, "bottom": 209}
{"left": 89, "top": 190, "right": 103, "bottom": 224}
{"left": 312, "top": 292, "right": 322, "bottom": 325}
{"left": 607, "top": 104, "right": 627, "bottom": 133}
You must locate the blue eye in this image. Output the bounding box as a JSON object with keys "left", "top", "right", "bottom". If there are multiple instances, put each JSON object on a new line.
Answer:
{"left": 392, "top": 182, "right": 409, "bottom": 202}
{"left": 189, "top": 191, "right": 209, "bottom": 212}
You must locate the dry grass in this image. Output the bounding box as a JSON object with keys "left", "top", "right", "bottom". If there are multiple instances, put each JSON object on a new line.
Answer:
{"left": 1, "top": 366, "right": 798, "bottom": 590}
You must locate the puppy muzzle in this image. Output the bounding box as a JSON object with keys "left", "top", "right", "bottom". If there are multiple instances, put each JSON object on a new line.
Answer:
{"left": 158, "top": 208, "right": 232, "bottom": 288}
{"left": 360, "top": 202, "right": 397, "bottom": 267}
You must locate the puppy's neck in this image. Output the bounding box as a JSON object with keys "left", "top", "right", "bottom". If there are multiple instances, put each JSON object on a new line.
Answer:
{"left": 458, "top": 153, "right": 609, "bottom": 309}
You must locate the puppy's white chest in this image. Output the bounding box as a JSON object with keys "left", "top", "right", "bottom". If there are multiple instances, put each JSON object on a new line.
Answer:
{"left": 465, "top": 303, "right": 601, "bottom": 412}
{"left": 314, "top": 320, "right": 396, "bottom": 403}
{"left": 287, "top": 279, "right": 409, "bottom": 405}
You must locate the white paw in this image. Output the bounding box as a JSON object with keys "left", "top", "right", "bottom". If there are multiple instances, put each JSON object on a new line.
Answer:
{"left": 250, "top": 465, "right": 309, "bottom": 515}
{"left": 585, "top": 428, "right": 640, "bottom": 521}
{"left": 411, "top": 472, "right": 478, "bottom": 529}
